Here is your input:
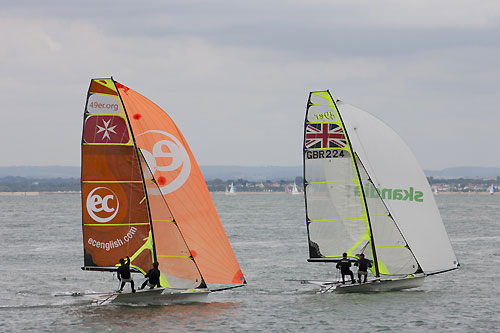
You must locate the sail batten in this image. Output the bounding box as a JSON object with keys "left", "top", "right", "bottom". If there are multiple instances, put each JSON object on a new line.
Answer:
{"left": 83, "top": 223, "right": 150, "bottom": 226}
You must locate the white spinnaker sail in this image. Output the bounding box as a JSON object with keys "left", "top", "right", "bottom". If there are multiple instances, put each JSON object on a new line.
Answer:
{"left": 337, "top": 101, "right": 459, "bottom": 274}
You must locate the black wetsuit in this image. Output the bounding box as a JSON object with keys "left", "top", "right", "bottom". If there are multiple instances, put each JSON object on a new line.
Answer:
{"left": 336, "top": 258, "right": 355, "bottom": 284}
{"left": 117, "top": 257, "right": 135, "bottom": 292}
{"left": 354, "top": 258, "right": 373, "bottom": 283}
{"left": 140, "top": 267, "right": 161, "bottom": 289}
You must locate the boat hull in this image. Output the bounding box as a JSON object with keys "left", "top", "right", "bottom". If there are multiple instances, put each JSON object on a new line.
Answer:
{"left": 90, "top": 288, "right": 211, "bottom": 305}
{"left": 311, "top": 275, "right": 425, "bottom": 293}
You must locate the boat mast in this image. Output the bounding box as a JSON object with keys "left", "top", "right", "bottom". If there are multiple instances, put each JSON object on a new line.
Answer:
{"left": 114, "top": 78, "right": 208, "bottom": 288}
{"left": 327, "top": 92, "right": 380, "bottom": 277}
{"left": 112, "top": 77, "right": 158, "bottom": 264}
{"left": 303, "top": 95, "right": 314, "bottom": 259}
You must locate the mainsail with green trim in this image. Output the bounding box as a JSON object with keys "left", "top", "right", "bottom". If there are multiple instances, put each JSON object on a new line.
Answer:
{"left": 81, "top": 78, "right": 245, "bottom": 290}
{"left": 303, "top": 91, "right": 459, "bottom": 278}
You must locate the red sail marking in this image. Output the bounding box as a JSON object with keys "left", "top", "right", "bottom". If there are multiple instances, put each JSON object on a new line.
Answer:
{"left": 84, "top": 116, "right": 129, "bottom": 144}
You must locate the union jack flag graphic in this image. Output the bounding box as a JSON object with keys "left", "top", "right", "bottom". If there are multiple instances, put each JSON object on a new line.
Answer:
{"left": 305, "top": 123, "right": 346, "bottom": 149}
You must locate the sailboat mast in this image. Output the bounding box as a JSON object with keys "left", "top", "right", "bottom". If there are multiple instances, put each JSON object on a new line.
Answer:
{"left": 113, "top": 79, "right": 211, "bottom": 288}
{"left": 351, "top": 155, "right": 380, "bottom": 277}
{"left": 112, "top": 78, "right": 158, "bottom": 264}
{"left": 327, "top": 92, "right": 381, "bottom": 277}
{"left": 302, "top": 96, "right": 314, "bottom": 259}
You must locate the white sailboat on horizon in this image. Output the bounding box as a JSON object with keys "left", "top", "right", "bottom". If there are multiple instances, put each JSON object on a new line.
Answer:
{"left": 489, "top": 184, "right": 496, "bottom": 195}
{"left": 291, "top": 182, "right": 301, "bottom": 195}
{"left": 225, "top": 182, "right": 237, "bottom": 195}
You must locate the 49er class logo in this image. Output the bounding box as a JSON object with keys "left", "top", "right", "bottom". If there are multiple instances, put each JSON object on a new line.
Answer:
{"left": 136, "top": 130, "right": 191, "bottom": 195}
{"left": 86, "top": 187, "right": 120, "bottom": 223}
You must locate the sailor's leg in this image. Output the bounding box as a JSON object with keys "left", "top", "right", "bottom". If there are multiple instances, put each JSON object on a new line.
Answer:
{"left": 350, "top": 271, "right": 355, "bottom": 284}
{"left": 131, "top": 280, "right": 136, "bottom": 293}
{"left": 358, "top": 273, "right": 362, "bottom": 284}
{"left": 120, "top": 282, "right": 125, "bottom": 291}
{"left": 140, "top": 280, "right": 147, "bottom": 290}
{"left": 341, "top": 273, "right": 346, "bottom": 284}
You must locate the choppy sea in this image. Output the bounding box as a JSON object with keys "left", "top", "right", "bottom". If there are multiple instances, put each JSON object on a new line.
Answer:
{"left": 0, "top": 193, "right": 499, "bottom": 332}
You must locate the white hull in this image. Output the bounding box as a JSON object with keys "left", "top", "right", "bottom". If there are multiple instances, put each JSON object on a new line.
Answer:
{"left": 302, "top": 275, "right": 425, "bottom": 293}
{"left": 89, "top": 288, "right": 211, "bottom": 305}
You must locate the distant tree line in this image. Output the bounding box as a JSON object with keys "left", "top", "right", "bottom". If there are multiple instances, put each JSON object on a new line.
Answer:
{"left": 1, "top": 175, "right": 497, "bottom": 193}
{"left": 205, "top": 177, "right": 304, "bottom": 192}
{"left": 427, "top": 176, "right": 500, "bottom": 185}
{"left": 0, "top": 177, "right": 80, "bottom": 192}
{"left": 0, "top": 176, "right": 305, "bottom": 193}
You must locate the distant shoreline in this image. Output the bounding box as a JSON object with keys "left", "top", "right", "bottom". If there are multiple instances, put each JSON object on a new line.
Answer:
{"left": 0, "top": 191, "right": 496, "bottom": 196}
{"left": 0, "top": 191, "right": 80, "bottom": 196}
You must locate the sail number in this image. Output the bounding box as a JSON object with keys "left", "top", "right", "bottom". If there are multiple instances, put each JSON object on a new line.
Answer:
{"left": 306, "top": 149, "right": 348, "bottom": 159}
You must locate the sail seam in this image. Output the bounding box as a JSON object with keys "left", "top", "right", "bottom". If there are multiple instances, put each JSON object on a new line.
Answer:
{"left": 82, "top": 180, "right": 143, "bottom": 183}
{"left": 309, "top": 217, "right": 364, "bottom": 223}
{"left": 82, "top": 143, "right": 132, "bottom": 146}
{"left": 157, "top": 255, "right": 191, "bottom": 259}
{"left": 305, "top": 180, "right": 357, "bottom": 185}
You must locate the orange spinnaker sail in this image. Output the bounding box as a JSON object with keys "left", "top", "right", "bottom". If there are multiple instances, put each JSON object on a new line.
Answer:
{"left": 116, "top": 81, "right": 245, "bottom": 285}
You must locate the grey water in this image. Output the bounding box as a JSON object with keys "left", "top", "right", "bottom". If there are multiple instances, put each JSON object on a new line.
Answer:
{"left": 0, "top": 193, "right": 499, "bottom": 332}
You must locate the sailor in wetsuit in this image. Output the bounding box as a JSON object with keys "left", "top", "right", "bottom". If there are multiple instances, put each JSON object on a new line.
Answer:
{"left": 336, "top": 252, "right": 355, "bottom": 284}
{"left": 117, "top": 256, "right": 136, "bottom": 293}
{"left": 354, "top": 253, "right": 373, "bottom": 283}
{"left": 140, "top": 261, "right": 161, "bottom": 290}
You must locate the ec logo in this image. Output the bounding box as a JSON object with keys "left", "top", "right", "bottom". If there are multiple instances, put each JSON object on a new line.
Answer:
{"left": 86, "top": 187, "right": 119, "bottom": 223}
{"left": 137, "top": 130, "right": 191, "bottom": 194}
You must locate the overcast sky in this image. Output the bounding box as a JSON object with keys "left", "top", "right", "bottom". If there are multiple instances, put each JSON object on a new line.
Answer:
{"left": 1, "top": 0, "right": 499, "bottom": 170}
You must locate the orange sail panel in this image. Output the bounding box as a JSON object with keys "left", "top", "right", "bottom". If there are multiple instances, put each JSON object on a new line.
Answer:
{"left": 81, "top": 79, "right": 153, "bottom": 274}
{"left": 139, "top": 152, "right": 203, "bottom": 289}
{"left": 116, "top": 82, "right": 245, "bottom": 284}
